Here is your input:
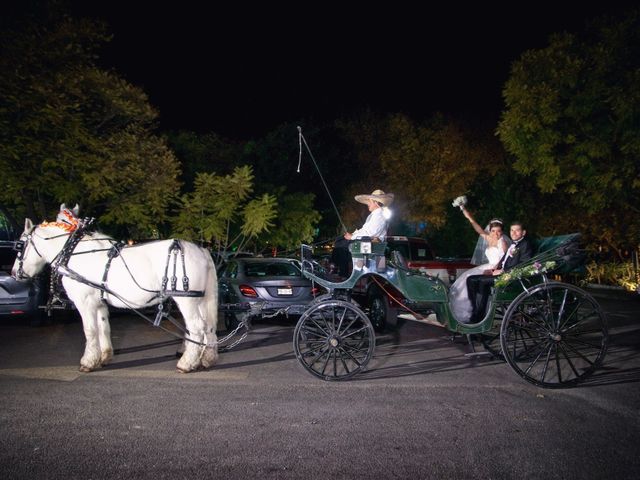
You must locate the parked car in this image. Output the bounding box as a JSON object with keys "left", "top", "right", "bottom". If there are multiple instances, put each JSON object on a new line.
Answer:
{"left": 351, "top": 236, "right": 473, "bottom": 332}
{"left": 217, "top": 257, "right": 323, "bottom": 330}
{"left": 0, "top": 206, "right": 48, "bottom": 322}
{"left": 211, "top": 250, "right": 254, "bottom": 269}
{"left": 385, "top": 236, "right": 472, "bottom": 286}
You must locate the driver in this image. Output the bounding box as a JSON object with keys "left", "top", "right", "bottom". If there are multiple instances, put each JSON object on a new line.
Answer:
{"left": 343, "top": 189, "right": 394, "bottom": 241}
{"left": 332, "top": 189, "right": 394, "bottom": 277}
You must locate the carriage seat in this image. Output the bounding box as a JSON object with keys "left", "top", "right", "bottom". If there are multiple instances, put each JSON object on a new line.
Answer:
{"left": 349, "top": 239, "right": 387, "bottom": 273}
{"left": 525, "top": 233, "right": 583, "bottom": 274}
{"left": 390, "top": 250, "right": 410, "bottom": 272}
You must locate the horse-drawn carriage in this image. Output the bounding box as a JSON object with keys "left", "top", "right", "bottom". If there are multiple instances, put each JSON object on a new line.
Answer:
{"left": 12, "top": 206, "right": 607, "bottom": 388}
{"left": 293, "top": 234, "right": 608, "bottom": 388}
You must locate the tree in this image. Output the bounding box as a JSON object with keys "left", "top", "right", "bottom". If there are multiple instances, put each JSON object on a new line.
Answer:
{"left": 497, "top": 10, "right": 640, "bottom": 253}
{"left": 334, "top": 111, "right": 395, "bottom": 236}
{"left": 0, "top": 7, "right": 180, "bottom": 237}
{"left": 172, "top": 166, "right": 277, "bottom": 263}
{"left": 380, "top": 113, "right": 505, "bottom": 229}
{"left": 242, "top": 121, "right": 356, "bottom": 239}
{"left": 167, "top": 130, "right": 242, "bottom": 189}
{"left": 264, "top": 191, "right": 322, "bottom": 254}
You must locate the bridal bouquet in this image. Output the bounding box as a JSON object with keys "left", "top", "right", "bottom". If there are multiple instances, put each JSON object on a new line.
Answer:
{"left": 452, "top": 195, "right": 467, "bottom": 209}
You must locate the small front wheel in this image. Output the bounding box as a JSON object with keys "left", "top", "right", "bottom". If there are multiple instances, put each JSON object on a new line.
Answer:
{"left": 294, "top": 300, "right": 375, "bottom": 381}
{"left": 500, "top": 282, "right": 607, "bottom": 388}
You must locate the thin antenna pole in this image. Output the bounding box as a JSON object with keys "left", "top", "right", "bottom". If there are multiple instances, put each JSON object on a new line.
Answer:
{"left": 297, "top": 126, "right": 348, "bottom": 233}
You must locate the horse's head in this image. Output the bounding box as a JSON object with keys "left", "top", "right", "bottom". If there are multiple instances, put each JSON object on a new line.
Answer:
{"left": 11, "top": 206, "right": 79, "bottom": 280}
{"left": 56, "top": 203, "right": 80, "bottom": 228}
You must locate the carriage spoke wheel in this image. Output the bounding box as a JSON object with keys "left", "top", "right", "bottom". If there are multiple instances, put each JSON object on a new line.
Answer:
{"left": 500, "top": 282, "right": 607, "bottom": 388}
{"left": 294, "top": 300, "right": 375, "bottom": 381}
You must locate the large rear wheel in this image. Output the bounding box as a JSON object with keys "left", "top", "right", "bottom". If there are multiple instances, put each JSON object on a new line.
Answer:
{"left": 293, "top": 300, "right": 375, "bottom": 381}
{"left": 500, "top": 282, "right": 607, "bottom": 388}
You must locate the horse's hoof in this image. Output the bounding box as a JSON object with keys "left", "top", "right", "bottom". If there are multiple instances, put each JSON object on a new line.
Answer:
{"left": 101, "top": 350, "right": 114, "bottom": 365}
{"left": 79, "top": 366, "right": 93, "bottom": 373}
{"left": 176, "top": 366, "right": 190, "bottom": 374}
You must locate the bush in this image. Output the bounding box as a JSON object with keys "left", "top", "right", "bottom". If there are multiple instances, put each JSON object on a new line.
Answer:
{"left": 584, "top": 261, "right": 639, "bottom": 292}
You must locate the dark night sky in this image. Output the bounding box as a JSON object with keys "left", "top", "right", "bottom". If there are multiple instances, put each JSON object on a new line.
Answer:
{"left": 70, "top": 1, "right": 635, "bottom": 139}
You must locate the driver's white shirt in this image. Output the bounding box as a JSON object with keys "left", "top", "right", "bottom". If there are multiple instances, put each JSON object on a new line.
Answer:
{"left": 351, "top": 208, "right": 388, "bottom": 241}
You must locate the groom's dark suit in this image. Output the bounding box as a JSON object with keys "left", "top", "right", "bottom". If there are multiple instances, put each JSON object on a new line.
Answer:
{"left": 466, "top": 236, "right": 534, "bottom": 323}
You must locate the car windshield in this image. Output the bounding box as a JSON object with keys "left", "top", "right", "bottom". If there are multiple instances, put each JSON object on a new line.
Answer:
{"left": 244, "top": 262, "right": 300, "bottom": 277}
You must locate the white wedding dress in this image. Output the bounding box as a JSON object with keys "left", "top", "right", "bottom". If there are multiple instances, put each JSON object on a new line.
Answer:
{"left": 449, "top": 245, "right": 505, "bottom": 323}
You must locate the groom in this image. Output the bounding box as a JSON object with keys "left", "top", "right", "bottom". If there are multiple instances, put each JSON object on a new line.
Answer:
{"left": 466, "top": 221, "right": 533, "bottom": 323}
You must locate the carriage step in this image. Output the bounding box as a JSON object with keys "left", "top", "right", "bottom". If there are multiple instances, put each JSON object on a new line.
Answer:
{"left": 399, "top": 313, "right": 445, "bottom": 328}
{"left": 166, "top": 290, "right": 205, "bottom": 297}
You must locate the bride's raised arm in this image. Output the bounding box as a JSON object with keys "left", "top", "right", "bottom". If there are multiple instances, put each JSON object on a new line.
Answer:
{"left": 461, "top": 206, "right": 487, "bottom": 238}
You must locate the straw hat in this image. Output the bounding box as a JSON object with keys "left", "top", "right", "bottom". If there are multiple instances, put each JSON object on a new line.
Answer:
{"left": 354, "top": 189, "right": 394, "bottom": 206}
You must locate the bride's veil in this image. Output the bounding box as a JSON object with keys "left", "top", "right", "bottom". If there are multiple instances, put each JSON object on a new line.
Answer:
{"left": 471, "top": 229, "right": 489, "bottom": 265}
{"left": 470, "top": 223, "right": 512, "bottom": 265}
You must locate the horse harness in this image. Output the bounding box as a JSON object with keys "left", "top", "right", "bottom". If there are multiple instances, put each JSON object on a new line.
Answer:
{"left": 16, "top": 218, "right": 251, "bottom": 349}
{"left": 17, "top": 218, "right": 205, "bottom": 313}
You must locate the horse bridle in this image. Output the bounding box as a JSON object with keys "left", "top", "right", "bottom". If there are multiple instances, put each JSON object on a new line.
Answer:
{"left": 13, "top": 226, "right": 70, "bottom": 280}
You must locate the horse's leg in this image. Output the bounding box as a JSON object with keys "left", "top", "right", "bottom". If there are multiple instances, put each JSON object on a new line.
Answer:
{"left": 200, "top": 328, "right": 218, "bottom": 369}
{"left": 75, "top": 301, "right": 103, "bottom": 372}
{"left": 174, "top": 299, "right": 207, "bottom": 373}
{"left": 96, "top": 303, "right": 113, "bottom": 365}
{"left": 200, "top": 295, "right": 219, "bottom": 369}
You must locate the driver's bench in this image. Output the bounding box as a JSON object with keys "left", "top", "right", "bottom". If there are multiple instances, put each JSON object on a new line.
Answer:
{"left": 349, "top": 239, "right": 387, "bottom": 274}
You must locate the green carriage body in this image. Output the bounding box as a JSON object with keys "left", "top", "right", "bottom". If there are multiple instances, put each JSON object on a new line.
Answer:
{"left": 296, "top": 234, "right": 607, "bottom": 386}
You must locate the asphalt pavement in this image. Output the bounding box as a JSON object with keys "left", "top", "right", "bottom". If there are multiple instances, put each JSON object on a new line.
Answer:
{"left": 0, "top": 287, "right": 639, "bottom": 480}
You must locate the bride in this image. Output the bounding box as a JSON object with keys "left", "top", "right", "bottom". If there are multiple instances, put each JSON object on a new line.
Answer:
{"left": 449, "top": 205, "right": 509, "bottom": 323}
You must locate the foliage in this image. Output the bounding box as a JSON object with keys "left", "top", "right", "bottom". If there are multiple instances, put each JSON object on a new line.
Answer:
{"left": 266, "top": 192, "right": 322, "bottom": 252}
{"left": 334, "top": 111, "right": 393, "bottom": 236}
{"left": 172, "top": 166, "right": 277, "bottom": 262}
{"left": 331, "top": 112, "right": 521, "bottom": 257}
{"left": 379, "top": 113, "right": 506, "bottom": 229}
{"left": 167, "top": 130, "right": 241, "bottom": 189}
{"left": 584, "top": 260, "right": 639, "bottom": 292}
{"left": 497, "top": 9, "right": 640, "bottom": 251}
{"left": 242, "top": 121, "right": 354, "bottom": 239}
{"left": 0, "top": 8, "right": 180, "bottom": 237}
{"left": 495, "top": 261, "right": 556, "bottom": 288}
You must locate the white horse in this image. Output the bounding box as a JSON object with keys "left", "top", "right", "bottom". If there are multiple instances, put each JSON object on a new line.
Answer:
{"left": 11, "top": 205, "right": 218, "bottom": 373}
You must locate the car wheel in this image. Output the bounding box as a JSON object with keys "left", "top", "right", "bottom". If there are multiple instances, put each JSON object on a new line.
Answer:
{"left": 368, "top": 290, "right": 388, "bottom": 333}
{"left": 224, "top": 312, "right": 240, "bottom": 332}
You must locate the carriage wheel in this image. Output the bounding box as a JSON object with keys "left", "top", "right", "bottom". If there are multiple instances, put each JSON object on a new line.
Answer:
{"left": 368, "top": 291, "right": 388, "bottom": 332}
{"left": 293, "top": 300, "right": 375, "bottom": 381}
{"left": 309, "top": 293, "right": 359, "bottom": 308}
{"left": 500, "top": 282, "right": 607, "bottom": 388}
{"left": 480, "top": 303, "right": 507, "bottom": 359}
